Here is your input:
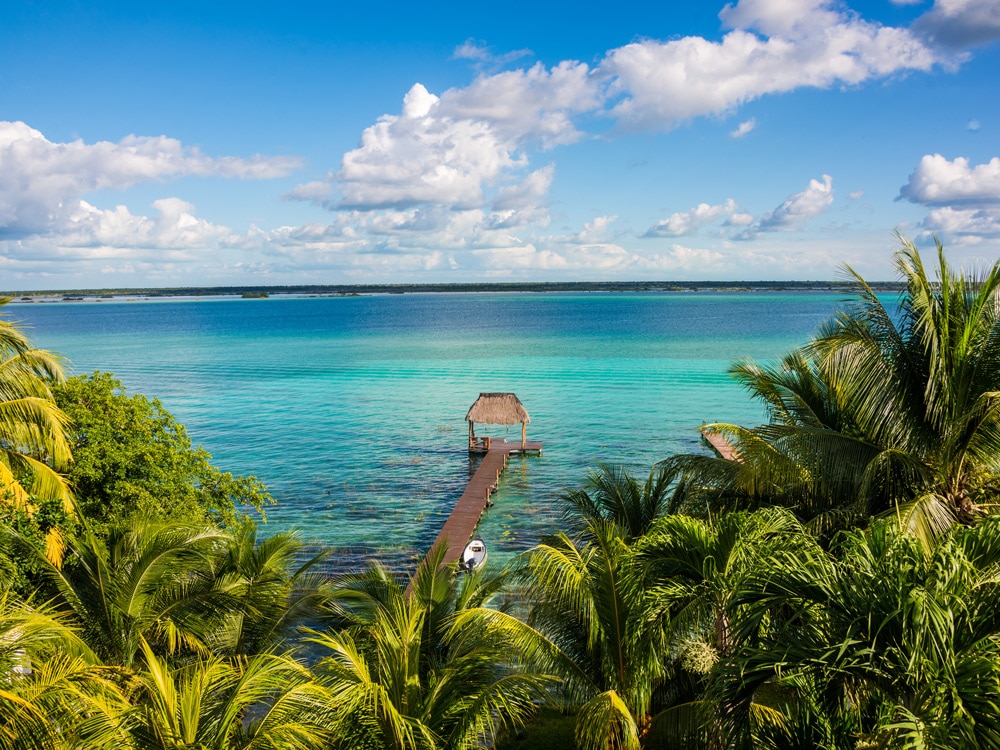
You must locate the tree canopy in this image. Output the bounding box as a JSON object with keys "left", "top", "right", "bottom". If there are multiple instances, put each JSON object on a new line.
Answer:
{"left": 52, "top": 372, "right": 271, "bottom": 533}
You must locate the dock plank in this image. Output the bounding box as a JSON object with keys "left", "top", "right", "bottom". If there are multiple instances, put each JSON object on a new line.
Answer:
{"left": 701, "top": 428, "right": 739, "bottom": 461}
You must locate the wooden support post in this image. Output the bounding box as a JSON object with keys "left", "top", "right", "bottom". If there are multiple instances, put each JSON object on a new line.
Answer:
{"left": 521, "top": 420, "right": 526, "bottom": 449}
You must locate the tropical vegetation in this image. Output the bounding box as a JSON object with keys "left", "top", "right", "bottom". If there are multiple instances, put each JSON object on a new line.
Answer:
{"left": 4, "top": 238, "right": 1000, "bottom": 749}
{"left": 665, "top": 237, "right": 1000, "bottom": 546}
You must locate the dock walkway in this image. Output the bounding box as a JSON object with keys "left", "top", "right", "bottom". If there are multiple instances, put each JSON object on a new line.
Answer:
{"left": 701, "top": 428, "right": 739, "bottom": 461}
{"left": 412, "top": 439, "right": 542, "bottom": 584}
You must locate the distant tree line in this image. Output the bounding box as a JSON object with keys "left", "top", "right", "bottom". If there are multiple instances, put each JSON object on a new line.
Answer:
{"left": 3, "top": 278, "right": 907, "bottom": 300}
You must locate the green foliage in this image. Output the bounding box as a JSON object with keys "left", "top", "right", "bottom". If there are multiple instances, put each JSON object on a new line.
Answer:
{"left": 519, "top": 475, "right": 677, "bottom": 750}
{"left": 0, "top": 494, "right": 74, "bottom": 591}
{"left": 720, "top": 517, "right": 1000, "bottom": 748}
{"left": 313, "top": 547, "right": 553, "bottom": 750}
{"left": 0, "top": 298, "right": 74, "bottom": 571}
{"left": 496, "top": 707, "right": 578, "bottom": 750}
{"left": 128, "top": 640, "right": 331, "bottom": 750}
{"left": 666, "top": 237, "right": 1000, "bottom": 544}
{"left": 52, "top": 371, "right": 271, "bottom": 532}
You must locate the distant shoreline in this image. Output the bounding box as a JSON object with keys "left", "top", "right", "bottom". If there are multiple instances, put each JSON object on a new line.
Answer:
{"left": 1, "top": 279, "right": 903, "bottom": 303}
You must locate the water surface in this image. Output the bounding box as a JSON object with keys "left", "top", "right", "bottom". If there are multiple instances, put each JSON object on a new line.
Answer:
{"left": 12, "top": 292, "right": 842, "bottom": 570}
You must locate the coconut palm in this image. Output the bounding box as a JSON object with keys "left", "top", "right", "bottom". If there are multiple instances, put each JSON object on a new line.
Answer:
{"left": 519, "top": 515, "right": 677, "bottom": 750}
{"left": 208, "top": 524, "right": 333, "bottom": 657}
{"left": 0, "top": 298, "right": 74, "bottom": 564}
{"left": 0, "top": 590, "right": 129, "bottom": 750}
{"left": 666, "top": 238, "right": 1000, "bottom": 544}
{"left": 560, "top": 462, "right": 673, "bottom": 541}
{"left": 719, "top": 517, "right": 1000, "bottom": 748}
{"left": 638, "top": 507, "right": 810, "bottom": 666}
{"left": 40, "top": 520, "right": 236, "bottom": 667}
{"left": 127, "top": 639, "right": 330, "bottom": 750}
{"left": 311, "top": 547, "right": 552, "bottom": 750}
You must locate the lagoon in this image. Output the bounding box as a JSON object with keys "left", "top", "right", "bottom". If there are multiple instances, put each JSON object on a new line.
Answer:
{"left": 12, "top": 292, "right": 843, "bottom": 570}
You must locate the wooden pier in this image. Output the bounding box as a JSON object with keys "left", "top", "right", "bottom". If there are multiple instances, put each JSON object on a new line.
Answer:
{"left": 409, "top": 438, "right": 542, "bottom": 588}
{"left": 701, "top": 427, "right": 740, "bottom": 461}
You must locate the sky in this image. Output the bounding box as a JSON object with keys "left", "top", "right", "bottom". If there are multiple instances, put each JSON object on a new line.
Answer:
{"left": 1, "top": 0, "right": 999, "bottom": 289}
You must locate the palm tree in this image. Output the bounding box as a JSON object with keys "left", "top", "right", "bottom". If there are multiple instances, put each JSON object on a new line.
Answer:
{"left": 127, "top": 639, "right": 330, "bottom": 750}
{"left": 560, "top": 462, "right": 673, "bottom": 541}
{"left": 519, "top": 516, "right": 675, "bottom": 750}
{"left": 40, "top": 520, "right": 236, "bottom": 667}
{"left": 311, "top": 546, "right": 552, "bottom": 750}
{"left": 719, "top": 516, "right": 1000, "bottom": 748}
{"left": 0, "top": 298, "right": 74, "bottom": 565}
{"left": 208, "top": 524, "right": 333, "bottom": 657}
{"left": 666, "top": 237, "right": 1000, "bottom": 544}
{"left": 0, "top": 589, "right": 129, "bottom": 750}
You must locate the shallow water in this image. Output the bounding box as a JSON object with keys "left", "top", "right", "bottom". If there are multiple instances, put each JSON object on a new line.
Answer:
{"left": 12, "top": 292, "right": 842, "bottom": 571}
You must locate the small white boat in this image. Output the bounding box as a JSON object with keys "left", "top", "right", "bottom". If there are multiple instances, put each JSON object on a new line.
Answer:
{"left": 461, "top": 536, "right": 487, "bottom": 573}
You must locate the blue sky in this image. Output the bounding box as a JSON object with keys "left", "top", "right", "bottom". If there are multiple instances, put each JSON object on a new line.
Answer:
{"left": 1, "top": 0, "right": 999, "bottom": 288}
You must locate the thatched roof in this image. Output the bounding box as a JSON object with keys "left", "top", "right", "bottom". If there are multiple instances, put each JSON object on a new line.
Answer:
{"left": 465, "top": 392, "right": 530, "bottom": 425}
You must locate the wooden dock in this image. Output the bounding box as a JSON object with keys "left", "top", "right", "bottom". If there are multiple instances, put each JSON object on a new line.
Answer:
{"left": 409, "top": 438, "right": 542, "bottom": 588}
{"left": 701, "top": 427, "right": 739, "bottom": 461}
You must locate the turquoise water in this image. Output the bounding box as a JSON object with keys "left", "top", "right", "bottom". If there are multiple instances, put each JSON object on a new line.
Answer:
{"left": 11, "top": 292, "right": 842, "bottom": 570}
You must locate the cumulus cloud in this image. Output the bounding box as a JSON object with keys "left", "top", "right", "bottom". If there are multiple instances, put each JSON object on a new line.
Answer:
{"left": 0, "top": 198, "right": 243, "bottom": 269}
{"left": 601, "top": 0, "right": 939, "bottom": 131}
{"left": 0, "top": 121, "right": 302, "bottom": 239}
{"left": 900, "top": 154, "right": 1000, "bottom": 239}
{"left": 725, "top": 212, "right": 756, "bottom": 227}
{"left": 290, "top": 0, "right": 955, "bottom": 270}
{"left": 63, "top": 198, "right": 238, "bottom": 251}
{"left": 312, "top": 63, "right": 598, "bottom": 213}
{"left": 922, "top": 206, "right": 1000, "bottom": 237}
{"left": 756, "top": 174, "right": 835, "bottom": 232}
{"left": 913, "top": 0, "right": 1000, "bottom": 49}
{"left": 645, "top": 199, "right": 738, "bottom": 237}
{"left": 492, "top": 165, "right": 555, "bottom": 211}
{"left": 899, "top": 154, "right": 1000, "bottom": 205}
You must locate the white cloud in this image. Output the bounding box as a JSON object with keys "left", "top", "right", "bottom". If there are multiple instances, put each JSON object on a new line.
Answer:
{"left": 725, "top": 212, "right": 756, "bottom": 227}
{"left": 63, "top": 198, "right": 237, "bottom": 251}
{"left": 913, "top": 0, "right": 1000, "bottom": 49}
{"left": 442, "top": 61, "right": 599, "bottom": 146}
{"left": 545, "top": 215, "right": 619, "bottom": 245}
{"left": 296, "top": 0, "right": 951, "bottom": 261}
{"left": 452, "top": 39, "right": 533, "bottom": 66}
{"left": 756, "top": 174, "right": 834, "bottom": 232}
{"left": 731, "top": 119, "right": 757, "bottom": 138}
{"left": 645, "top": 244, "right": 727, "bottom": 270}
{"left": 333, "top": 84, "right": 517, "bottom": 210}
{"left": 922, "top": 206, "right": 1000, "bottom": 237}
{"left": 645, "top": 199, "right": 738, "bottom": 237}
{"left": 899, "top": 154, "right": 1000, "bottom": 239}
{"left": 318, "top": 63, "right": 598, "bottom": 213}
{"left": 719, "top": 0, "right": 843, "bottom": 38}
{"left": 601, "top": 0, "right": 938, "bottom": 131}
{"left": 899, "top": 154, "right": 1000, "bottom": 205}
{"left": 0, "top": 121, "right": 302, "bottom": 239}
{"left": 968, "top": 119, "right": 981, "bottom": 131}
{"left": 492, "top": 165, "right": 555, "bottom": 211}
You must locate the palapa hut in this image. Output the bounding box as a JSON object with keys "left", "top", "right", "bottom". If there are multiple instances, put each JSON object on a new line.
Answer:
{"left": 466, "top": 392, "right": 530, "bottom": 452}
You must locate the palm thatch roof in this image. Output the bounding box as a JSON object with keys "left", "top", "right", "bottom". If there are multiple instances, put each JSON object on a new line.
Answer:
{"left": 465, "top": 392, "right": 530, "bottom": 425}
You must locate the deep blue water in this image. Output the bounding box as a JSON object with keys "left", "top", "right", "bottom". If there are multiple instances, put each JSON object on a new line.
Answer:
{"left": 10, "top": 292, "right": 843, "bottom": 570}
